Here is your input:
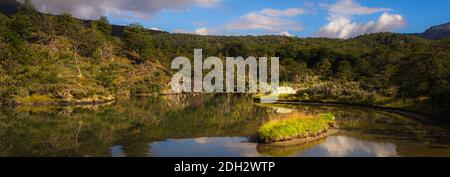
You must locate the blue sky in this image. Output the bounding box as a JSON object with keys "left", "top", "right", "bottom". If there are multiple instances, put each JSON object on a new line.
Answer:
{"left": 28, "top": 0, "right": 450, "bottom": 38}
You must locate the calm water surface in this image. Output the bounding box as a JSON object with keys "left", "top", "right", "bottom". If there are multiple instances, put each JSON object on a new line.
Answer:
{"left": 1, "top": 95, "right": 449, "bottom": 157}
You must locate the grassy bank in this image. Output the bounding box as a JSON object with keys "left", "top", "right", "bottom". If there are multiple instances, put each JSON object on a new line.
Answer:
{"left": 13, "top": 94, "right": 115, "bottom": 106}
{"left": 258, "top": 113, "right": 336, "bottom": 143}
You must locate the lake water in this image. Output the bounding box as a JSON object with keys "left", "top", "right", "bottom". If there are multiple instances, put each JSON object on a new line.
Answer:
{"left": 1, "top": 95, "right": 449, "bottom": 157}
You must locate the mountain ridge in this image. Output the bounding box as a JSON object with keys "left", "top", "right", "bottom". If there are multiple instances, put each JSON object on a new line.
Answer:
{"left": 414, "top": 22, "right": 450, "bottom": 40}
{"left": 0, "top": 0, "right": 21, "bottom": 16}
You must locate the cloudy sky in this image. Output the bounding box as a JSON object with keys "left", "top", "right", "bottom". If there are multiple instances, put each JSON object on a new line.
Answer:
{"left": 22, "top": 0, "right": 450, "bottom": 38}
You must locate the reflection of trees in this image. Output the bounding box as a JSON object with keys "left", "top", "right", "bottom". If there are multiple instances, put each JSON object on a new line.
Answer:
{"left": 0, "top": 95, "right": 270, "bottom": 157}
{"left": 115, "top": 122, "right": 151, "bottom": 157}
{"left": 147, "top": 95, "right": 267, "bottom": 139}
{"left": 256, "top": 139, "right": 325, "bottom": 157}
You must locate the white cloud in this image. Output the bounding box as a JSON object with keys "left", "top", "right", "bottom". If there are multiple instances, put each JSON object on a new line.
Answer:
{"left": 279, "top": 31, "right": 294, "bottom": 37}
{"left": 225, "top": 8, "right": 305, "bottom": 33}
{"left": 317, "top": 0, "right": 405, "bottom": 39}
{"left": 319, "top": 0, "right": 391, "bottom": 16}
{"left": 318, "top": 13, "right": 405, "bottom": 39}
{"left": 149, "top": 27, "right": 162, "bottom": 31}
{"left": 194, "top": 28, "right": 209, "bottom": 35}
{"left": 169, "top": 28, "right": 210, "bottom": 35}
{"left": 21, "top": 0, "right": 221, "bottom": 19}
{"left": 187, "top": 8, "right": 308, "bottom": 36}
{"left": 259, "top": 8, "right": 308, "bottom": 17}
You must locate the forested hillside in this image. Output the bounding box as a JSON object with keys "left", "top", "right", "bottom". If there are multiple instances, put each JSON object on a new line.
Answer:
{"left": 0, "top": 1, "right": 172, "bottom": 105}
{"left": 0, "top": 1, "right": 449, "bottom": 120}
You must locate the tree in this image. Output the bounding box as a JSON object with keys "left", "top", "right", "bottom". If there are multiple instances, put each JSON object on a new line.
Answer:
{"left": 17, "top": 0, "right": 38, "bottom": 16}
{"left": 121, "top": 23, "right": 152, "bottom": 63}
{"left": 1, "top": 14, "right": 25, "bottom": 48}
{"left": 315, "top": 58, "right": 332, "bottom": 79}
{"left": 70, "top": 34, "right": 84, "bottom": 78}
{"left": 354, "top": 58, "right": 371, "bottom": 77}
{"left": 396, "top": 40, "right": 450, "bottom": 111}
{"left": 336, "top": 60, "right": 355, "bottom": 81}
{"left": 41, "top": 15, "right": 57, "bottom": 43}
{"left": 85, "top": 17, "right": 114, "bottom": 61}
{"left": 10, "top": 14, "right": 35, "bottom": 39}
{"left": 0, "top": 14, "right": 10, "bottom": 42}
{"left": 0, "top": 14, "right": 11, "bottom": 60}
{"left": 223, "top": 42, "right": 248, "bottom": 57}
{"left": 56, "top": 13, "right": 81, "bottom": 35}
{"left": 57, "top": 13, "right": 84, "bottom": 78}
{"left": 91, "top": 16, "right": 112, "bottom": 35}
{"left": 10, "top": 0, "right": 41, "bottom": 39}
{"left": 82, "top": 28, "right": 111, "bottom": 60}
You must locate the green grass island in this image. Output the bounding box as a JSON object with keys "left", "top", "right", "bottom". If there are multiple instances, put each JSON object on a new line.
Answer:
{"left": 258, "top": 113, "right": 337, "bottom": 144}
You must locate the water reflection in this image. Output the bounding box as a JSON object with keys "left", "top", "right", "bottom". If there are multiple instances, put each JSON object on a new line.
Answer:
{"left": 111, "top": 146, "right": 125, "bottom": 157}
{"left": 298, "top": 136, "right": 397, "bottom": 157}
{"left": 150, "top": 138, "right": 261, "bottom": 157}
{"left": 146, "top": 136, "right": 399, "bottom": 157}
{"left": 0, "top": 95, "right": 449, "bottom": 157}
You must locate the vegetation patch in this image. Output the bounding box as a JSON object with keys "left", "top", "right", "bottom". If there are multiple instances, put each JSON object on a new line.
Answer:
{"left": 258, "top": 113, "right": 336, "bottom": 143}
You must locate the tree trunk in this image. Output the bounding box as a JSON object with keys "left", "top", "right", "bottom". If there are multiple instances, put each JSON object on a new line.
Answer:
{"left": 73, "top": 46, "right": 83, "bottom": 78}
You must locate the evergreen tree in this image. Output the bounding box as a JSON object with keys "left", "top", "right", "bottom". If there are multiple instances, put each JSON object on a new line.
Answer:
{"left": 92, "top": 16, "right": 112, "bottom": 35}
{"left": 336, "top": 60, "right": 355, "bottom": 81}
{"left": 315, "top": 58, "right": 333, "bottom": 79}
{"left": 121, "top": 23, "right": 152, "bottom": 63}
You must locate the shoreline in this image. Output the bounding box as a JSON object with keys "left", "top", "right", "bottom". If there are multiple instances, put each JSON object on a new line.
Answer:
{"left": 260, "top": 129, "right": 339, "bottom": 147}
{"left": 270, "top": 100, "right": 432, "bottom": 122}
{"left": 4, "top": 98, "right": 116, "bottom": 107}
{"left": 253, "top": 94, "right": 449, "bottom": 124}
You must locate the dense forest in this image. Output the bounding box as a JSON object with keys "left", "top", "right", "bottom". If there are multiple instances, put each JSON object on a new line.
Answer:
{"left": 0, "top": 1, "right": 449, "bottom": 120}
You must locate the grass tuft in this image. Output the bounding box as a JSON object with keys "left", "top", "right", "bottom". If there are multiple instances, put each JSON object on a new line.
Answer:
{"left": 258, "top": 113, "right": 335, "bottom": 143}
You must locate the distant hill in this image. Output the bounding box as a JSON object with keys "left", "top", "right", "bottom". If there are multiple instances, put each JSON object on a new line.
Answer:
{"left": 0, "top": 0, "right": 166, "bottom": 36}
{"left": 414, "top": 22, "right": 450, "bottom": 40}
{"left": 0, "top": 0, "right": 21, "bottom": 16}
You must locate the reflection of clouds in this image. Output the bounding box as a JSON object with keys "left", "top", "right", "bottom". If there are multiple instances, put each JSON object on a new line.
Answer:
{"left": 194, "top": 137, "right": 208, "bottom": 144}
{"left": 316, "top": 136, "right": 398, "bottom": 157}
{"left": 111, "top": 146, "right": 125, "bottom": 157}
{"left": 194, "top": 137, "right": 262, "bottom": 157}
{"left": 150, "top": 136, "right": 398, "bottom": 157}
{"left": 150, "top": 137, "right": 264, "bottom": 157}
{"left": 221, "top": 141, "right": 262, "bottom": 157}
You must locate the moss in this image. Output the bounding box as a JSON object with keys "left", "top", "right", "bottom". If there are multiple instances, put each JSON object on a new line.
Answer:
{"left": 258, "top": 113, "right": 336, "bottom": 143}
